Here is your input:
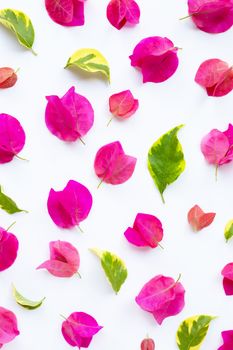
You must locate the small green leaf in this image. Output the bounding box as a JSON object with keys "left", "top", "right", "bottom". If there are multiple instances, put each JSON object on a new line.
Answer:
{"left": 148, "top": 125, "right": 185, "bottom": 203}
{"left": 176, "top": 315, "right": 215, "bottom": 350}
{"left": 90, "top": 248, "right": 127, "bottom": 293}
{"left": 224, "top": 219, "right": 233, "bottom": 242}
{"left": 0, "top": 8, "right": 36, "bottom": 53}
{"left": 13, "top": 285, "right": 45, "bottom": 310}
{"left": 0, "top": 186, "right": 27, "bottom": 214}
{"left": 65, "top": 48, "right": 110, "bottom": 81}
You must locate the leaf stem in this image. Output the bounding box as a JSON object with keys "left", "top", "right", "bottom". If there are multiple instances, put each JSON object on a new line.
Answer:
{"left": 15, "top": 154, "right": 29, "bottom": 162}
{"left": 160, "top": 192, "right": 165, "bottom": 204}
{"left": 6, "top": 221, "right": 16, "bottom": 232}
{"left": 31, "top": 48, "right": 38, "bottom": 56}
{"left": 79, "top": 137, "right": 86, "bottom": 145}
{"left": 107, "top": 117, "right": 113, "bottom": 127}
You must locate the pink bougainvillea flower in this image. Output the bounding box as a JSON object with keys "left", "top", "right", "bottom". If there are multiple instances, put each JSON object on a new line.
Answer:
{"left": 201, "top": 124, "right": 233, "bottom": 176}
{"left": 0, "top": 307, "right": 19, "bottom": 347}
{"left": 195, "top": 59, "right": 233, "bottom": 97}
{"left": 109, "top": 90, "right": 139, "bottom": 122}
{"left": 37, "top": 240, "right": 80, "bottom": 277}
{"left": 187, "top": 0, "right": 233, "bottom": 34}
{"left": 188, "top": 205, "right": 216, "bottom": 231}
{"left": 141, "top": 337, "right": 155, "bottom": 350}
{"left": 218, "top": 330, "right": 233, "bottom": 350}
{"left": 45, "top": 0, "right": 85, "bottom": 26}
{"left": 107, "top": 0, "right": 140, "bottom": 30}
{"left": 47, "top": 180, "right": 92, "bottom": 229}
{"left": 61, "top": 311, "right": 103, "bottom": 348}
{"left": 0, "top": 227, "right": 19, "bottom": 272}
{"left": 0, "top": 68, "right": 17, "bottom": 89}
{"left": 45, "top": 86, "right": 94, "bottom": 142}
{"left": 94, "top": 141, "right": 137, "bottom": 186}
{"left": 0, "top": 114, "right": 26, "bottom": 164}
{"left": 135, "top": 274, "right": 185, "bottom": 325}
{"left": 129, "top": 36, "right": 179, "bottom": 83}
{"left": 124, "top": 213, "right": 163, "bottom": 248}
{"left": 221, "top": 263, "right": 233, "bottom": 295}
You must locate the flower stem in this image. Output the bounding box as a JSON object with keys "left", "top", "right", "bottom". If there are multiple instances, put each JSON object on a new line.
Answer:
{"left": 76, "top": 271, "right": 82, "bottom": 279}
{"left": 79, "top": 137, "right": 86, "bottom": 145}
{"left": 59, "top": 314, "right": 67, "bottom": 321}
{"left": 215, "top": 165, "right": 218, "bottom": 182}
{"left": 107, "top": 117, "right": 113, "bottom": 127}
{"left": 16, "top": 154, "right": 29, "bottom": 161}
{"left": 97, "top": 178, "right": 104, "bottom": 189}
{"left": 6, "top": 221, "right": 16, "bottom": 232}
{"left": 77, "top": 225, "right": 84, "bottom": 233}
{"left": 179, "top": 14, "right": 192, "bottom": 20}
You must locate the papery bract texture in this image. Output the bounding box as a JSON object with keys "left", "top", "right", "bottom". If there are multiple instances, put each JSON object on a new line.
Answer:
{"left": 201, "top": 124, "right": 233, "bottom": 167}
{"left": 218, "top": 330, "right": 233, "bottom": 350}
{"left": 188, "top": 0, "right": 233, "bottom": 33}
{"left": 45, "top": 86, "right": 94, "bottom": 142}
{"left": 188, "top": 205, "right": 216, "bottom": 231}
{"left": 61, "top": 311, "right": 103, "bottom": 348}
{"left": 129, "top": 36, "right": 179, "bottom": 83}
{"left": 0, "top": 114, "right": 25, "bottom": 164}
{"left": 141, "top": 337, "right": 155, "bottom": 350}
{"left": 37, "top": 240, "right": 80, "bottom": 277}
{"left": 94, "top": 141, "right": 137, "bottom": 185}
{"left": 107, "top": 0, "right": 140, "bottom": 30}
{"left": 124, "top": 213, "right": 163, "bottom": 248}
{"left": 0, "top": 307, "right": 19, "bottom": 347}
{"left": 109, "top": 90, "right": 139, "bottom": 120}
{"left": 135, "top": 275, "right": 185, "bottom": 324}
{"left": 47, "top": 180, "right": 92, "bottom": 229}
{"left": 0, "top": 227, "right": 18, "bottom": 272}
{"left": 45, "top": 0, "right": 85, "bottom": 26}
{"left": 0, "top": 68, "right": 17, "bottom": 88}
{"left": 222, "top": 263, "right": 233, "bottom": 295}
{"left": 195, "top": 59, "right": 233, "bottom": 97}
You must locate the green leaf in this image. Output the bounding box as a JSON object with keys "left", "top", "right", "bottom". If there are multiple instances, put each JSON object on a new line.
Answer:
{"left": 90, "top": 248, "right": 127, "bottom": 293}
{"left": 12, "top": 285, "right": 45, "bottom": 310}
{"left": 224, "top": 219, "right": 233, "bottom": 242}
{"left": 176, "top": 315, "right": 215, "bottom": 350}
{"left": 148, "top": 125, "right": 185, "bottom": 203}
{"left": 65, "top": 48, "right": 110, "bottom": 81}
{"left": 0, "top": 8, "right": 36, "bottom": 54}
{"left": 0, "top": 186, "right": 28, "bottom": 214}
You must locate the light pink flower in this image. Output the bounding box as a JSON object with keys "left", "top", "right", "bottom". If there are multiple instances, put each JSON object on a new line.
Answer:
{"left": 45, "top": 0, "right": 85, "bottom": 26}
{"left": 37, "top": 240, "right": 80, "bottom": 278}
{"left": 187, "top": 205, "right": 216, "bottom": 231}
{"left": 109, "top": 90, "right": 139, "bottom": 120}
{"left": 0, "top": 307, "right": 19, "bottom": 347}
{"left": 107, "top": 0, "right": 140, "bottom": 30}
{"left": 0, "top": 227, "right": 18, "bottom": 272}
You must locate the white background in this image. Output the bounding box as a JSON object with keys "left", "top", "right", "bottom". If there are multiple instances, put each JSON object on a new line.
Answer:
{"left": 1, "top": 0, "right": 233, "bottom": 349}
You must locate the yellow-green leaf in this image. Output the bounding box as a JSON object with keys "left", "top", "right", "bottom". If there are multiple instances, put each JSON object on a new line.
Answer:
{"left": 0, "top": 8, "right": 35, "bottom": 53}
{"left": 224, "top": 219, "right": 233, "bottom": 242}
{"left": 176, "top": 315, "right": 215, "bottom": 350}
{"left": 148, "top": 125, "right": 185, "bottom": 203}
{"left": 90, "top": 248, "right": 127, "bottom": 293}
{"left": 13, "top": 285, "right": 45, "bottom": 310}
{"left": 65, "top": 48, "right": 110, "bottom": 81}
{"left": 0, "top": 186, "right": 28, "bottom": 214}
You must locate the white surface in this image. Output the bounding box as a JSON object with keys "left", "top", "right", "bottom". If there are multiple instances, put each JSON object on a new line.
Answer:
{"left": 1, "top": 0, "right": 233, "bottom": 349}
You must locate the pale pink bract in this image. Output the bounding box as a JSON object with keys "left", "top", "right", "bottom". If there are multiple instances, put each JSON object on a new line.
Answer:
{"left": 124, "top": 213, "right": 163, "bottom": 248}
{"left": 107, "top": 0, "right": 140, "bottom": 30}
{"left": 47, "top": 180, "right": 93, "bottom": 229}
{"left": 61, "top": 311, "right": 103, "bottom": 348}
{"left": 188, "top": 0, "right": 233, "bottom": 34}
{"left": 129, "top": 36, "right": 179, "bottom": 83}
{"left": 45, "top": 0, "right": 85, "bottom": 26}
{"left": 135, "top": 275, "right": 185, "bottom": 325}
{"left": 201, "top": 125, "right": 233, "bottom": 167}
{"left": 94, "top": 141, "right": 137, "bottom": 185}
{"left": 187, "top": 205, "right": 216, "bottom": 231}
{"left": 0, "top": 307, "right": 19, "bottom": 348}
{"left": 37, "top": 240, "right": 80, "bottom": 277}
{"left": 0, "top": 227, "right": 19, "bottom": 272}
{"left": 195, "top": 59, "right": 233, "bottom": 97}
{"left": 0, "top": 114, "right": 25, "bottom": 164}
{"left": 109, "top": 90, "right": 139, "bottom": 120}
{"left": 45, "top": 86, "right": 94, "bottom": 142}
